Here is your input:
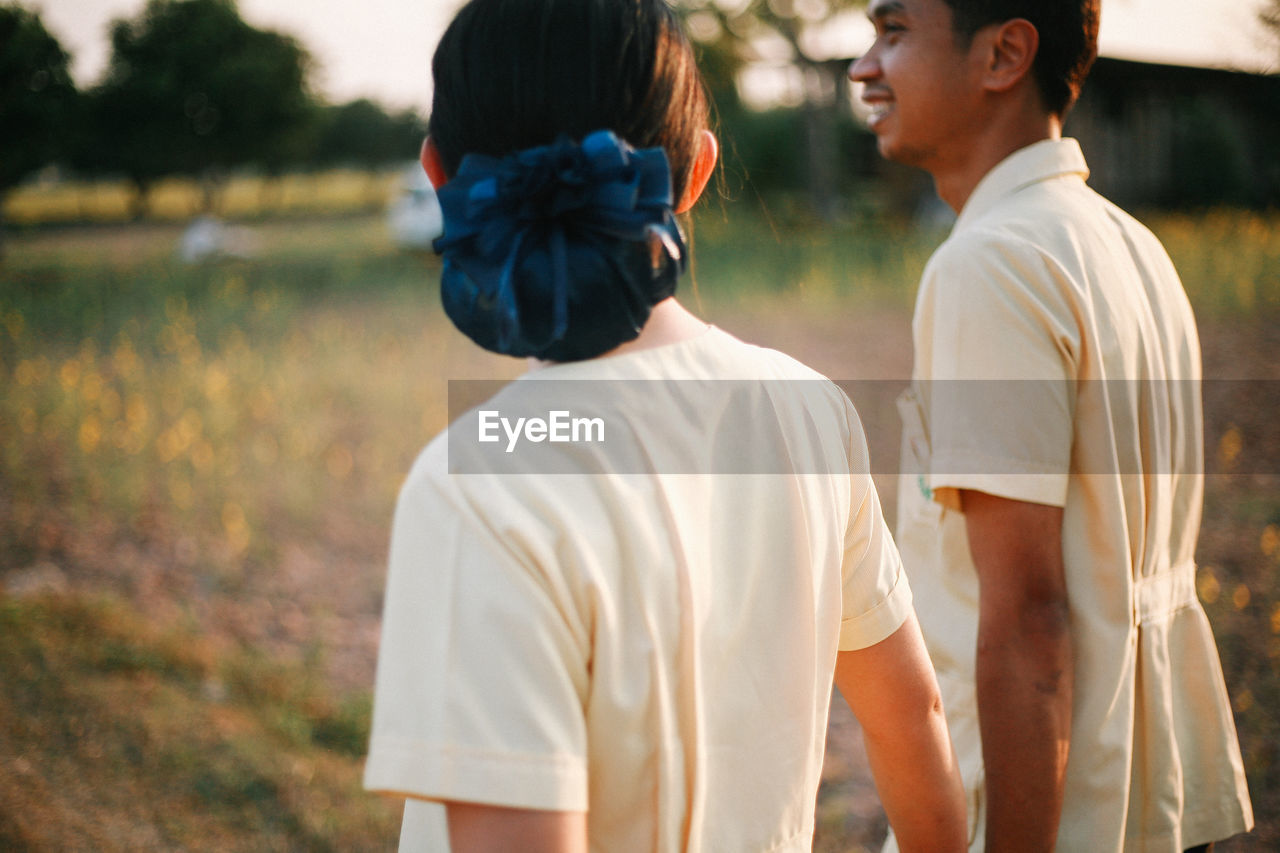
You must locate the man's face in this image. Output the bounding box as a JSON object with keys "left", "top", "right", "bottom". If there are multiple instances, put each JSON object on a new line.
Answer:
{"left": 849, "top": 0, "right": 984, "bottom": 170}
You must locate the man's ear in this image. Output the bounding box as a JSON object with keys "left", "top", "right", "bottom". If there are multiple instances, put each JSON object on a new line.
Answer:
{"left": 981, "top": 18, "right": 1038, "bottom": 95}
{"left": 675, "top": 129, "right": 718, "bottom": 214}
{"left": 421, "top": 136, "right": 449, "bottom": 189}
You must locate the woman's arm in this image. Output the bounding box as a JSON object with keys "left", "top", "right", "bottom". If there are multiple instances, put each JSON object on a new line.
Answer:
{"left": 445, "top": 801, "right": 587, "bottom": 853}
{"left": 835, "top": 610, "right": 967, "bottom": 853}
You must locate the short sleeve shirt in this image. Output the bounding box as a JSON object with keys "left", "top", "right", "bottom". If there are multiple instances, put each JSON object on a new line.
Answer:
{"left": 895, "top": 139, "right": 1253, "bottom": 851}
{"left": 365, "top": 326, "right": 912, "bottom": 851}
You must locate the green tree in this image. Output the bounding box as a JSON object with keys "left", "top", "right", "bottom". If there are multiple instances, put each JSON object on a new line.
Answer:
{"left": 314, "top": 99, "right": 426, "bottom": 169}
{"left": 678, "top": 0, "right": 867, "bottom": 218}
{"left": 0, "top": 3, "right": 77, "bottom": 250}
{"left": 85, "top": 0, "right": 314, "bottom": 216}
{"left": 302, "top": 98, "right": 424, "bottom": 212}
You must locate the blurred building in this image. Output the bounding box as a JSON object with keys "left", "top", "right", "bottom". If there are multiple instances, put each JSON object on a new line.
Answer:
{"left": 801, "top": 0, "right": 1280, "bottom": 212}
{"left": 1066, "top": 57, "right": 1280, "bottom": 209}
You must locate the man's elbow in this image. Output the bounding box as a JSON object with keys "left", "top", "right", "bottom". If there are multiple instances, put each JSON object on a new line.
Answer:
{"left": 1022, "top": 594, "right": 1071, "bottom": 636}
{"left": 976, "top": 596, "right": 1073, "bottom": 694}
{"left": 981, "top": 589, "right": 1070, "bottom": 641}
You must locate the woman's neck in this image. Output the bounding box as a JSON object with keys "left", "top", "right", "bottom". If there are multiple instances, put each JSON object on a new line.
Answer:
{"left": 613, "top": 297, "right": 708, "bottom": 354}
{"left": 528, "top": 297, "right": 708, "bottom": 370}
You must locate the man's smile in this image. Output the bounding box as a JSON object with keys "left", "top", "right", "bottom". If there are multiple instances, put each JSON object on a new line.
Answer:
{"left": 861, "top": 88, "right": 895, "bottom": 131}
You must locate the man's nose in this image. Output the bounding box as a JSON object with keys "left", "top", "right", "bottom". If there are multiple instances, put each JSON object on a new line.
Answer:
{"left": 848, "top": 52, "right": 879, "bottom": 83}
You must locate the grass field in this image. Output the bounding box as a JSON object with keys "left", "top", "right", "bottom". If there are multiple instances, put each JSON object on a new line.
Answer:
{"left": 3, "top": 169, "right": 404, "bottom": 225}
{"left": 1, "top": 193, "right": 1278, "bottom": 849}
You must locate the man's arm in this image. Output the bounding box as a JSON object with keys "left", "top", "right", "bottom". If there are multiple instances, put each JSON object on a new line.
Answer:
{"left": 445, "top": 801, "right": 587, "bottom": 853}
{"left": 960, "top": 489, "right": 1072, "bottom": 853}
{"left": 836, "top": 610, "right": 968, "bottom": 852}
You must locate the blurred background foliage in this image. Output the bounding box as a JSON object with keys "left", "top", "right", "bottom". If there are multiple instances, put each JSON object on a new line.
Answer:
{"left": 1, "top": 0, "right": 428, "bottom": 233}
{"left": 2, "top": 204, "right": 1277, "bottom": 850}
{"left": 4, "top": 0, "right": 1280, "bottom": 235}
{"left": 3, "top": 0, "right": 1280, "bottom": 849}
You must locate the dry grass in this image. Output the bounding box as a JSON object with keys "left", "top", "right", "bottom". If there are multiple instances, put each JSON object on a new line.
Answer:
{"left": 0, "top": 201, "right": 1277, "bottom": 849}
{"left": 4, "top": 170, "right": 404, "bottom": 225}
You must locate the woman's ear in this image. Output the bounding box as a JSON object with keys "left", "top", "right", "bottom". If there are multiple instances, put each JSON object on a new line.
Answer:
{"left": 421, "top": 136, "right": 449, "bottom": 189}
{"left": 675, "top": 129, "right": 718, "bottom": 214}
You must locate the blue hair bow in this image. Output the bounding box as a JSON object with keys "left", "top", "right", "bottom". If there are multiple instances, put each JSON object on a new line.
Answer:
{"left": 433, "top": 130, "right": 687, "bottom": 361}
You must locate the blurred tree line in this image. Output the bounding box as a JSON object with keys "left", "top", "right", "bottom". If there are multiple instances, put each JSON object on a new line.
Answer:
{"left": 1, "top": 0, "right": 884, "bottom": 231}
{"left": 0, "top": 0, "right": 426, "bottom": 226}
{"left": 5, "top": 0, "right": 1279, "bottom": 236}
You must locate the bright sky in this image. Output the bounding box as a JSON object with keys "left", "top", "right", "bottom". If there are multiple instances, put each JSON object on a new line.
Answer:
{"left": 793, "top": 0, "right": 1277, "bottom": 76}
{"left": 38, "top": 0, "right": 465, "bottom": 112}
{"left": 35, "top": 0, "right": 1280, "bottom": 113}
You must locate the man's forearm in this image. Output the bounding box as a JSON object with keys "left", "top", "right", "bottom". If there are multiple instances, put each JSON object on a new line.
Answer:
{"left": 975, "top": 602, "right": 1073, "bottom": 853}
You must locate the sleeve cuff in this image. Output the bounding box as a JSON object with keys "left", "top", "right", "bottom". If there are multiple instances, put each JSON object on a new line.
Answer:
{"left": 839, "top": 566, "right": 913, "bottom": 651}
{"left": 929, "top": 471, "right": 1068, "bottom": 509}
{"left": 364, "top": 737, "right": 589, "bottom": 812}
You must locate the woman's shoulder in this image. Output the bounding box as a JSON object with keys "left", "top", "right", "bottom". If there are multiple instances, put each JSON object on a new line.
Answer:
{"left": 678, "top": 325, "right": 835, "bottom": 384}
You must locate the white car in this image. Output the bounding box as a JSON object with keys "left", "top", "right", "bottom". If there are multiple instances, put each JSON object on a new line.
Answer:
{"left": 387, "top": 161, "right": 444, "bottom": 249}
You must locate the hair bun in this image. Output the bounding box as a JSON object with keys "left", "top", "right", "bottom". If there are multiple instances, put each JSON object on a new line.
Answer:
{"left": 434, "top": 130, "right": 686, "bottom": 361}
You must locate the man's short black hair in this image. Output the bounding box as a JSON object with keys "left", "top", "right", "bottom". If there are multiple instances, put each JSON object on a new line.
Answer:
{"left": 940, "top": 0, "right": 1100, "bottom": 115}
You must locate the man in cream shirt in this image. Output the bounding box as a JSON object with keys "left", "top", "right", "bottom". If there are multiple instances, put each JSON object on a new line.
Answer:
{"left": 851, "top": 0, "right": 1253, "bottom": 849}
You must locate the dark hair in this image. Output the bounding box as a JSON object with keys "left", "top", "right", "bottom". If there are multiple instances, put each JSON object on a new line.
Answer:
{"left": 429, "top": 0, "right": 710, "bottom": 203}
{"left": 940, "top": 0, "right": 1099, "bottom": 116}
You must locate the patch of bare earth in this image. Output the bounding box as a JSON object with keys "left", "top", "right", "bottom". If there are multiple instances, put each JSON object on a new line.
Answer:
{"left": 3, "top": 304, "right": 1273, "bottom": 849}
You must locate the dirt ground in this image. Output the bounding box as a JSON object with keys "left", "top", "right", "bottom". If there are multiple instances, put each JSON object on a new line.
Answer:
{"left": 7, "top": 296, "right": 1275, "bottom": 849}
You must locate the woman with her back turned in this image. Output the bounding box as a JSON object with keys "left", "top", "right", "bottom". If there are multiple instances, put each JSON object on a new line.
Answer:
{"left": 362, "top": 0, "right": 966, "bottom": 849}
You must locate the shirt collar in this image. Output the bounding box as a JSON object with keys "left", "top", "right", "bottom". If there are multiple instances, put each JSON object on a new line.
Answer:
{"left": 955, "top": 138, "right": 1090, "bottom": 231}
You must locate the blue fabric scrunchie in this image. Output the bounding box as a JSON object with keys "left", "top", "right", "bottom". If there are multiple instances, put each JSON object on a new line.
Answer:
{"left": 433, "top": 130, "right": 688, "bottom": 362}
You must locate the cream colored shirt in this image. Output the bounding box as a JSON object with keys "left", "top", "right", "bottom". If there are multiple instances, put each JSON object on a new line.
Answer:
{"left": 365, "top": 326, "right": 913, "bottom": 851}
{"left": 895, "top": 139, "right": 1253, "bottom": 851}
